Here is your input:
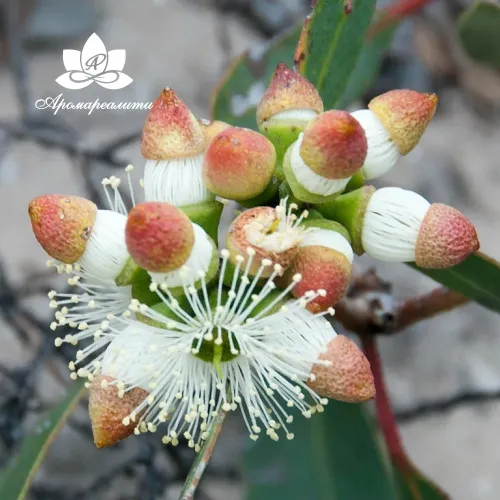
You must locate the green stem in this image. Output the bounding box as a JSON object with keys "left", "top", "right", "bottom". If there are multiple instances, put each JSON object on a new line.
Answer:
{"left": 179, "top": 407, "right": 228, "bottom": 500}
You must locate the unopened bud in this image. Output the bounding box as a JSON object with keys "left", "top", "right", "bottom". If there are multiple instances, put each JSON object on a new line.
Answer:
{"left": 29, "top": 195, "right": 97, "bottom": 263}
{"left": 141, "top": 88, "right": 204, "bottom": 160}
{"left": 284, "top": 220, "right": 353, "bottom": 312}
{"left": 308, "top": 336, "right": 375, "bottom": 403}
{"left": 368, "top": 89, "right": 438, "bottom": 156}
{"left": 126, "top": 202, "right": 194, "bottom": 272}
{"left": 257, "top": 63, "right": 323, "bottom": 164}
{"left": 89, "top": 375, "right": 149, "bottom": 448}
{"left": 203, "top": 127, "right": 276, "bottom": 201}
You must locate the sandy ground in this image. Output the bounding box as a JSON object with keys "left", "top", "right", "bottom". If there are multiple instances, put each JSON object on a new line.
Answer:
{"left": 1, "top": 0, "right": 500, "bottom": 498}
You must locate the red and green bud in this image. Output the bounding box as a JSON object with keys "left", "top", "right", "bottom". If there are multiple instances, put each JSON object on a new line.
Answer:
{"left": 415, "top": 203, "right": 479, "bottom": 268}
{"left": 368, "top": 89, "right": 438, "bottom": 155}
{"left": 300, "top": 110, "right": 368, "bottom": 180}
{"left": 89, "top": 375, "right": 148, "bottom": 448}
{"left": 126, "top": 202, "right": 194, "bottom": 273}
{"left": 29, "top": 194, "right": 97, "bottom": 263}
{"left": 308, "top": 335, "right": 375, "bottom": 403}
{"left": 141, "top": 88, "right": 205, "bottom": 160}
{"left": 203, "top": 127, "right": 276, "bottom": 201}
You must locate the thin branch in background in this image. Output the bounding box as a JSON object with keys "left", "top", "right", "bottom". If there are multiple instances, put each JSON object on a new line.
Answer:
{"left": 334, "top": 269, "right": 469, "bottom": 335}
{"left": 5, "top": 0, "right": 31, "bottom": 119}
{"left": 396, "top": 387, "right": 500, "bottom": 423}
{"left": 393, "top": 287, "right": 469, "bottom": 331}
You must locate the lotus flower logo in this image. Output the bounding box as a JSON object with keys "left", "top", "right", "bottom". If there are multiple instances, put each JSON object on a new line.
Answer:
{"left": 56, "top": 33, "right": 133, "bottom": 90}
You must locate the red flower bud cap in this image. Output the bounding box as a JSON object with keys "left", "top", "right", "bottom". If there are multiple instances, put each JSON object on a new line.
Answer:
{"left": 368, "top": 89, "right": 438, "bottom": 155}
{"left": 29, "top": 195, "right": 97, "bottom": 263}
{"left": 141, "top": 88, "right": 205, "bottom": 160}
{"left": 300, "top": 110, "right": 368, "bottom": 179}
{"left": 198, "top": 118, "right": 231, "bottom": 146}
{"left": 415, "top": 203, "right": 479, "bottom": 268}
{"left": 89, "top": 375, "right": 148, "bottom": 448}
{"left": 126, "top": 202, "right": 194, "bottom": 273}
{"left": 256, "top": 63, "right": 324, "bottom": 126}
{"left": 203, "top": 127, "right": 276, "bottom": 201}
{"left": 288, "top": 246, "right": 351, "bottom": 313}
{"left": 286, "top": 228, "right": 353, "bottom": 312}
{"left": 308, "top": 335, "right": 375, "bottom": 403}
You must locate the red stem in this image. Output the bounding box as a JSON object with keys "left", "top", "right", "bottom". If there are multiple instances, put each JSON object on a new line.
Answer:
{"left": 362, "top": 336, "right": 412, "bottom": 470}
{"left": 369, "top": 0, "right": 435, "bottom": 37}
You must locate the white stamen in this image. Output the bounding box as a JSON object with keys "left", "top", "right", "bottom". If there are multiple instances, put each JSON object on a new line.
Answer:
{"left": 351, "top": 109, "right": 400, "bottom": 180}
{"left": 362, "top": 187, "right": 430, "bottom": 262}
{"left": 144, "top": 156, "right": 215, "bottom": 206}
{"left": 78, "top": 210, "right": 130, "bottom": 280}
{"left": 90, "top": 249, "right": 337, "bottom": 447}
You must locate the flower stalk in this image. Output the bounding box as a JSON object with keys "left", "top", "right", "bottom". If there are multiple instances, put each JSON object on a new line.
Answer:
{"left": 179, "top": 404, "right": 228, "bottom": 500}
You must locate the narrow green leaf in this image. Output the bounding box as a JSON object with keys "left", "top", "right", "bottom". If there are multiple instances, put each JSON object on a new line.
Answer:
{"left": 338, "top": 20, "right": 397, "bottom": 107}
{"left": 458, "top": 1, "right": 500, "bottom": 70}
{"left": 410, "top": 252, "right": 500, "bottom": 313}
{"left": 0, "top": 381, "right": 86, "bottom": 500}
{"left": 394, "top": 465, "right": 449, "bottom": 499}
{"left": 211, "top": 25, "right": 300, "bottom": 129}
{"left": 296, "top": 0, "right": 377, "bottom": 109}
{"left": 212, "top": 13, "right": 395, "bottom": 126}
{"left": 244, "top": 401, "right": 397, "bottom": 500}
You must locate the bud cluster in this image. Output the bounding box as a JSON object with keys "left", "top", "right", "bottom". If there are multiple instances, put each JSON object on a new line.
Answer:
{"left": 28, "top": 63, "right": 479, "bottom": 450}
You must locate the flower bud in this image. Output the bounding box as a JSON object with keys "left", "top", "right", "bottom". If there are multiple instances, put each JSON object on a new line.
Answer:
{"left": 283, "top": 111, "right": 367, "bottom": 204}
{"left": 301, "top": 111, "right": 367, "bottom": 179}
{"left": 203, "top": 127, "right": 276, "bottom": 201}
{"left": 198, "top": 118, "right": 231, "bottom": 146}
{"left": 142, "top": 88, "right": 204, "bottom": 160}
{"left": 284, "top": 220, "right": 353, "bottom": 312}
{"left": 126, "top": 202, "right": 194, "bottom": 273}
{"left": 226, "top": 200, "right": 308, "bottom": 278}
{"left": 29, "top": 195, "right": 97, "bottom": 264}
{"left": 89, "top": 374, "right": 149, "bottom": 448}
{"left": 308, "top": 335, "right": 375, "bottom": 403}
{"left": 142, "top": 88, "right": 213, "bottom": 207}
{"left": 257, "top": 63, "right": 323, "bottom": 162}
{"left": 368, "top": 89, "right": 438, "bottom": 156}
{"left": 29, "top": 195, "right": 130, "bottom": 279}
{"left": 361, "top": 188, "right": 479, "bottom": 267}
{"left": 415, "top": 203, "right": 480, "bottom": 268}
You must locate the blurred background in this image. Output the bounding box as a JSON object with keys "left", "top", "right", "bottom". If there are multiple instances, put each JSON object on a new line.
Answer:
{"left": 0, "top": 0, "right": 499, "bottom": 498}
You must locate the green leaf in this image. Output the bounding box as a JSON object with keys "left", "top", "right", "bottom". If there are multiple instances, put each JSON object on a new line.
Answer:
{"left": 0, "top": 381, "right": 86, "bottom": 500}
{"left": 410, "top": 252, "right": 500, "bottom": 313}
{"left": 458, "top": 1, "right": 500, "bottom": 70}
{"left": 338, "top": 20, "right": 397, "bottom": 107}
{"left": 296, "top": 0, "right": 377, "bottom": 109}
{"left": 212, "top": 9, "right": 395, "bottom": 127}
{"left": 394, "top": 465, "right": 449, "bottom": 499}
{"left": 211, "top": 25, "right": 300, "bottom": 129}
{"left": 244, "top": 401, "right": 397, "bottom": 500}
